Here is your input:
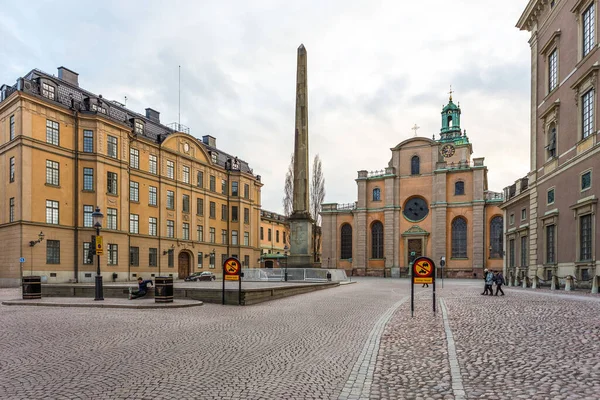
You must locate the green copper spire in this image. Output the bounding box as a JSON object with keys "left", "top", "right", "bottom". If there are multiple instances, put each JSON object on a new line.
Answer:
{"left": 440, "top": 87, "right": 463, "bottom": 142}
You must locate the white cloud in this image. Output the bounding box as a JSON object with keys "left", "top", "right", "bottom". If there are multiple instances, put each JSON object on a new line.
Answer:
{"left": 0, "top": 0, "right": 531, "bottom": 213}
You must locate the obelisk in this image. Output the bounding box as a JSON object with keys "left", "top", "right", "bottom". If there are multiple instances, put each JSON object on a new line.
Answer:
{"left": 288, "top": 44, "right": 313, "bottom": 268}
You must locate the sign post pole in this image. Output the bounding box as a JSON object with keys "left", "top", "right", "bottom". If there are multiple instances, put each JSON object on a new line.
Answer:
{"left": 410, "top": 252, "right": 415, "bottom": 318}
{"left": 222, "top": 257, "right": 241, "bottom": 306}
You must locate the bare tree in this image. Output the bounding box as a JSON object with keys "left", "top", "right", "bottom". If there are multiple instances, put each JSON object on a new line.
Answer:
{"left": 310, "top": 154, "right": 325, "bottom": 226}
{"left": 310, "top": 155, "right": 325, "bottom": 262}
{"left": 283, "top": 153, "right": 294, "bottom": 217}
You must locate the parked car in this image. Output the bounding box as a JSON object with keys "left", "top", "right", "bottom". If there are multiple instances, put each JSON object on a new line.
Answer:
{"left": 184, "top": 271, "right": 216, "bottom": 282}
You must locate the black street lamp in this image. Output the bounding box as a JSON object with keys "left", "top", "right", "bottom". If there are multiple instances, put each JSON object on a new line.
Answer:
{"left": 92, "top": 207, "right": 104, "bottom": 301}
{"left": 284, "top": 244, "right": 289, "bottom": 282}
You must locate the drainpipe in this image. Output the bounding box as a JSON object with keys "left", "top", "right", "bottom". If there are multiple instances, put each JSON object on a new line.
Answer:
{"left": 72, "top": 104, "right": 79, "bottom": 282}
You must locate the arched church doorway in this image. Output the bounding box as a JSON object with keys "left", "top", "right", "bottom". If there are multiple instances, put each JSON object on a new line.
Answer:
{"left": 178, "top": 251, "right": 191, "bottom": 278}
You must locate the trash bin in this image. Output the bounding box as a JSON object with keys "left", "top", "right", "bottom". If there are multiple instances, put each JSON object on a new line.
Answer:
{"left": 23, "top": 276, "right": 42, "bottom": 300}
{"left": 155, "top": 276, "right": 173, "bottom": 303}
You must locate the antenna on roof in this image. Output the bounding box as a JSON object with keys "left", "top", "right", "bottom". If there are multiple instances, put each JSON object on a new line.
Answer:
{"left": 124, "top": 96, "right": 127, "bottom": 107}
{"left": 178, "top": 65, "right": 181, "bottom": 127}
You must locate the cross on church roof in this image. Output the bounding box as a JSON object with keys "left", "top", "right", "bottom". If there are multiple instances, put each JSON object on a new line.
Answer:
{"left": 448, "top": 85, "right": 454, "bottom": 101}
{"left": 411, "top": 124, "right": 420, "bottom": 137}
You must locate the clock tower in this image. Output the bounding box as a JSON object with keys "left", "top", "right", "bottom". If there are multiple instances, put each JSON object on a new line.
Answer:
{"left": 440, "top": 93, "right": 462, "bottom": 141}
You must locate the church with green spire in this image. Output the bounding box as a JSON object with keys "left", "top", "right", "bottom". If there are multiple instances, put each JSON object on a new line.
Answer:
{"left": 321, "top": 93, "right": 504, "bottom": 279}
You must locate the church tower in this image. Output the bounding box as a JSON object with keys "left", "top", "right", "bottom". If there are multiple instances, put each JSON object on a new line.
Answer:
{"left": 440, "top": 92, "right": 462, "bottom": 142}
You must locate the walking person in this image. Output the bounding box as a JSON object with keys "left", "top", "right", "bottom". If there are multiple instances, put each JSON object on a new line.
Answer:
{"left": 481, "top": 269, "right": 490, "bottom": 295}
{"left": 494, "top": 271, "right": 505, "bottom": 296}
{"left": 483, "top": 269, "right": 494, "bottom": 296}
{"left": 129, "top": 277, "right": 153, "bottom": 300}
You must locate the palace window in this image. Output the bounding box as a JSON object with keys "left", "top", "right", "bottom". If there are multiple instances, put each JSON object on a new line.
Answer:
{"left": 9, "top": 157, "right": 14, "bottom": 182}
{"left": 46, "top": 119, "right": 59, "bottom": 146}
{"left": 582, "top": 89, "right": 594, "bottom": 139}
{"left": 46, "top": 240, "right": 60, "bottom": 264}
{"left": 149, "top": 217, "right": 157, "bottom": 236}
{"left": 106, "top": 208, "right": 117, "bottom": 230}
{"left": 108, "top": 244, "right": 118, "bottom": 266}
{"left": 130, "top": 181, "right": 139, "bottom": 202}
{"left": 371, "top": 221, "right": 383, "bottom": 259}
{"left": 260, "top": 227, "right": 264, "bottom": 240}
{"left": 210, "top": 227, "right": 216, "bottom": 243}
{"left": 222, "top": 229, "right": 228, "bottom": 244}
{"left": 197, "top": 198, "right": 204, "bottom": 216}
{"left": 581, "top": 170, "right": 592, "bottom": 191}
{"left": 9, "top": 115, "right": 15, "bottom": 140}
{"left": 168, "top": 251, "right": 174, "bottom": 268}
{"left": 372, "top": 188, "right": 381, "bottom": 201}
{"left": 167, "top": 220, "right": 174, "bottom": 238}
{"left": 107, "top": 136, "right": 117, "bottom": 158}
{"left": 42, "top": 83, "right": 55, "bottom": 100}
{"left": 210, "top": 175, "right": 216, "bottom": 191}
{"left": 83, "top": 130, "right": 93, "bottom": 152}
{"left": 183, "top": 195, "right": 190, "bottom": 213}
{"left": 149, "top": 154, "right": 157, "bottom": 174}
{"left": 129, "top": 214, "right": 139, "bottom": 234}
{"left": 197, "top": 252, "right": 203, "bottom": 268}
{"left": 580, "top": 214, "right": 592, "bottom": 261}
{"left": 182, "top": 166, "right": 190, "bottom": 183}
{"left": 232, "top": 206, "right": 238, "bottom": 222}
{"left": 209, "top": 201, "right": 216, "bottom": 218}
{"left": 489, "top": 216, "right": 503, "bottom": 258}
{"left": 149, "top": 186, "right": 157, "bottom": 206}
{"left": 244, "top": 184, "right": 250, "bottom": 199}
{"left": 46, "top": 200, "right": 59, "bottom": 224}
{"left": 130, "top": 148, "right": 139, "bottom": 169}
{"left": 451, "top": 217, "right": 467, "bottom": 258}
{"left": 83, "top": 205, "right": 93, "bottom": 227}
{"left": 222, "top": 179, "right": 228, "bottom": 195}
{"left": 411, "top": 156, "right": 420, "bottom": 175}
{"left": 182, "top": 223, "right": 190, "bottom": 240}
{"left": 455, "top": 181, "right": 465, "bottom": 196}
{"left": 83, "top": 168, "right": 94, "bottom": 191}
{"left": 83, "top": 242, "right": 93, "bottom": 265}
{"left": 135, "top": 121, "right": 144, "bottom": 135}
{"left": 222, "top": 204, "right": 228, "bottom": 221}
{"left": 583, "top": 3, "right": 596, "bottom": 57}
{"left": 548, "top": 49, "right": 558, "bottom": 92}
{"left": 9, "top": 198, "right": 14, "bottom": 222}
{"left": 46, "top": 160, "right": 59, "bottom": 186}
{"left": 244, "top": 207, "right": 249, "bottom": 224}
{"left": 167, "top": 160, "right": 174, "bottom": 179}
{"left": 149, "top": 248, "right": 157, "bottom": 267}
{"left": 166, "top": 191, "right": 174, "bottom": 209}
{"left": 520, "top": 236, "right": 528, "bottom": 267}
{"left": 547, "top": 188, "right": 555, "bottom": 205}
{"left": 232, "top": 230, "right": 238, "bottom": 245}
{"left": 340, "top": 224, "right": 352, "bottom": 259}
{"left": 546, "top": 224, "right": 556, "bottom": 264}
{"left": 244, "top": 232, "right": 249, "bottom": 246}
{"left": 197, "top": 225, "right": 204, "bottom": 241}
{"left": 129, "top": 247, "right": 139, "bottom": 267}
{"left": 197, "top": 171, "right": 204, "bottom": 187}
{"left": 509, "top": 239, "right": 515, "bottom": 267}
{"left": 232, "top": 181, "right": 239, "bottom": 196}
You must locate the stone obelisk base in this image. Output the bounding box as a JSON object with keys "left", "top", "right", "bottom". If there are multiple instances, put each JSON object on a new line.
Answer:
{"left": 288, "top": 219, "right": 313, "bottom": 268}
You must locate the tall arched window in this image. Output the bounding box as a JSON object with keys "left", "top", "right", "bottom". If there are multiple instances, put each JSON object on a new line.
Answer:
{"left": 340, "top": 224, "right": 352, "bottom": 260}
{"left": 411, "top": 156, "right": 420, "bottom": 175}
{"left": 371, "top": 221, "right": 384, "bottom": 259}
{"left": 451, "top": 217, "right": 467, "bottom": 258}
{"left": 489, "top": 216, "right": 503, "bottom": 258}
{"left": 455, "top": 181, "right": 465, "bottom": 195}
{"left": 372, "top": 188, "right": 381, "bottom": 201}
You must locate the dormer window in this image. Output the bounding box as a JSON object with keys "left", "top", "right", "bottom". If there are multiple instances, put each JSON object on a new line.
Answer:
{"left": 211, "top": 152, "right": 218, "bottom": 164}
{"left": 135, "top": 121, "right": 144, "bottom": 135}
{"left": 42, "top": 83, "right": 55, "bottom": 100}
{"left": 91, "top": 104, "right": 107, "bottom": 114}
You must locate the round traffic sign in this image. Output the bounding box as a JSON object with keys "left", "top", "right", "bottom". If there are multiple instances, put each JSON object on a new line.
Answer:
{"left": 413, "top": 256, "right": 434, "bottom": 278}
{"left": 223, "top": 257, "right": 241, "bottom": 275}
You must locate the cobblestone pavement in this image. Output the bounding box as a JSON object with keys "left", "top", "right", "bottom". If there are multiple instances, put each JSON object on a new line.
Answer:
{"left": 2, "top": 280, "right": 600, "bottom": 399}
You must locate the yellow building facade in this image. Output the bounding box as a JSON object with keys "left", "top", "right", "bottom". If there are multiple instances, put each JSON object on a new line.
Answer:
{"left": 0, "top": 67, "right": 263, "bottom": 286}
{"left": 258, "top": 210, "right": 289, "bottom": 268}
{"left": 321, "top": 96, "right": 504, "bottom": 278}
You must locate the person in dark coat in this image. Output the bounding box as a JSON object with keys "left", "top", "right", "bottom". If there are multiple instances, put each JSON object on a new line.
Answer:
{"left": 129, "top": 277, "right": 153, "bottom": 299}
{"left": 494, "top": 271, "right": 505, "bottom": 296}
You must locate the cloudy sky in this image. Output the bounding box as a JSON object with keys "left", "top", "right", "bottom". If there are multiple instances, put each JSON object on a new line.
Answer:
{"left": 1, "top": 0, "right": 532, "bottom": 214}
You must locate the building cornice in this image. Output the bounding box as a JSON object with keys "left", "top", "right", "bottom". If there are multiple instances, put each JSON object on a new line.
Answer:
{"left": 516, "top": 0, "right": 548, "bottom": 31}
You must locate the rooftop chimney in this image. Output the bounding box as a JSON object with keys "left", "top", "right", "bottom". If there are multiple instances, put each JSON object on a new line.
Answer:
{"left": 145, "top": 108, "right": 160, "bottom": 123}
{"left": 202, "top": 135, "right": 216, "bottom": 148}
{"left": 57, "top": 67, "right": 79, "bottom": 87}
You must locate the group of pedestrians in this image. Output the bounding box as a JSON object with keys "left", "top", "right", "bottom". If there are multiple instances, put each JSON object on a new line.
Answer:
{"left": 482, "top": 269, "right": 504, "bottom": 296}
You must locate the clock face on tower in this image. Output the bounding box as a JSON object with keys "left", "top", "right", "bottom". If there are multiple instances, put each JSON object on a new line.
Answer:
{"left": 403, "top": 197, "right": 429, "bottom": 222}
{"left": 441, "top": 144, "right": 455, "bottom": 158}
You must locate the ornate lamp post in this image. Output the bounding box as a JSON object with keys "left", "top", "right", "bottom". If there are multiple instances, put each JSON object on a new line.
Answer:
{"left": 92, "top": 207, "right": 104, "bottom": 301}
{"left": 27, "top": 231, "right": 45, "bottom": 276}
